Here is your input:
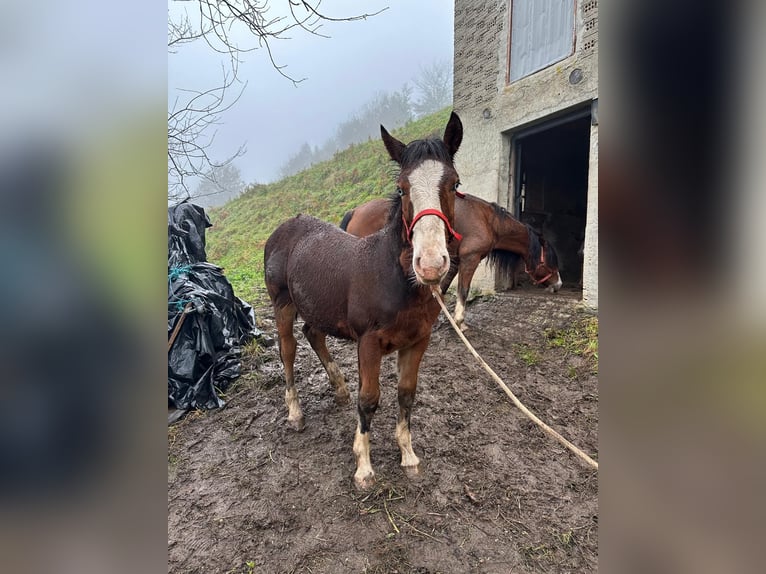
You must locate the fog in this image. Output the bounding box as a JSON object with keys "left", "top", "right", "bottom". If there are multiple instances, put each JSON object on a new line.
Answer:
{"left": 168, "top": 0, "right": 454, "bottom": 186}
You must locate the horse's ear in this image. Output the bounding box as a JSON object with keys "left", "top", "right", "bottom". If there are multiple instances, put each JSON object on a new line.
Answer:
{"left": 381, "top": 125, "right": 406, "bottom": 164}
{"left": 443, "top": 111, "right": 463, "bottom": 158}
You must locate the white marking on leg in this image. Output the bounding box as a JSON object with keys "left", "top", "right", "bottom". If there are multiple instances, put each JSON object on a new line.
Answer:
{"left": 326, "top": 360, "right": 342, "bottom": 385}
{"left": 454, "top": 297, "right": 466, "bottom": 326}
{"left": 396, "top": 419, "right": 421, "bottom": 468}
{"left": 285, "top": 387, "right": 303, "bottom": 424}
{"left": 353, "top": 424, "right": 375, "bottom": 486}
{"left": 326, "top": 361, "right": 350, "bottom": 402}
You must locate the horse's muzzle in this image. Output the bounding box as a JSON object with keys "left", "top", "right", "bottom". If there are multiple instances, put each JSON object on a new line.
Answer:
{"left": 414, "top": 254, "right": 449, "bottom": 285}
{"left": 547, "top": 272, "right": 563, "bottom": 293}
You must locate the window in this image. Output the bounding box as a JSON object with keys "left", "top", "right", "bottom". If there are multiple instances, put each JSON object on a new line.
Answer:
{"left": 509, "top": 0, "right": 576, "bottom": 82}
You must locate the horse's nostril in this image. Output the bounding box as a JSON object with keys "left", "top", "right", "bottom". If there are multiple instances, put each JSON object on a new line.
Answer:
{"left": 415, "top": 257, "right": 422, "bottom": 269}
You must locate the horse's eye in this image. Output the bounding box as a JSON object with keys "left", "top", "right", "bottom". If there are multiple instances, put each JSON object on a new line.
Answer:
{"left": 397, "top": 187, "right": 404, "bottom": 196}
{"left": 453, "top": 181, "right": 461, "bottom": 191}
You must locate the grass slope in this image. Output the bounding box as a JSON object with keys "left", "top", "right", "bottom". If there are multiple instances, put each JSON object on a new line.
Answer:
{"left": 206, "top": 108, "right": 452, "bottom": 305}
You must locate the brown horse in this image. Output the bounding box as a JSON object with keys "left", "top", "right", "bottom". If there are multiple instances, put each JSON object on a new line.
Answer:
{"left": 340, "top": 193, "right": 562, "bottom": 330}
{"left": 264, "top": 112, "right": 463, "bottom": 489}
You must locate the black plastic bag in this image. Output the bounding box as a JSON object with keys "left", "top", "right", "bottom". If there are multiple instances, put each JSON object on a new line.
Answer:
{"left": 167, "top": 201, "right": 264, "bottom": 418}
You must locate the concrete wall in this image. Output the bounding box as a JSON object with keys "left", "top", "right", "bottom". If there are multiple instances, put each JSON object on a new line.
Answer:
{"left": 453, "top": 0, "right": 599, "bottom": 306}
{"left": 583, "top": 121, "right": 598, "bottom": 308}
{"left": 452, "top": 0, "right": 509, "bottom": 293}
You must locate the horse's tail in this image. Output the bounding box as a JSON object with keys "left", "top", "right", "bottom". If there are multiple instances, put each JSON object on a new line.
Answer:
{"left": 339, "top": 208, "right": 354, "bottom": 231}
{"left": 486, "top": 249, "right": 522, "bottom": 284}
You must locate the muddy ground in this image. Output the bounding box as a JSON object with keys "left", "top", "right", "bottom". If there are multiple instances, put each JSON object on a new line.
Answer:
{"left": 168, "top": 287, "right": 598, "bottom": 573}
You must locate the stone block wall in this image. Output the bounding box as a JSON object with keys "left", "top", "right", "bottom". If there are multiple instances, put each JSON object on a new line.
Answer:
{"left": 453, "top": 0, "right": 599, "bottom": 307}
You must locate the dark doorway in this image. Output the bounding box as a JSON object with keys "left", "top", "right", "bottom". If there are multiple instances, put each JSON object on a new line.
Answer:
{"left": 511, "top": 108, "right": 591, "bottom": 288}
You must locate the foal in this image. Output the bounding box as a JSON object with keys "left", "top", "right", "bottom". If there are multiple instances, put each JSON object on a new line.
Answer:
{"left": 264, "top": 113, "right": 463, "bottom": 488}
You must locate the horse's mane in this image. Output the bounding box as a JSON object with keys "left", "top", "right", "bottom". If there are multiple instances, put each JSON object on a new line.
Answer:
{"left": 484, "top": 200, "right": 560, "bottom": 279}
{"left": 385, "top": 192, "right": 404, "bottom": 238}
{"left": 338, "top": 209, "right": 354, "bottom": 231}
{"left": 526, "top": 225, "right": 560, "bottom": 269}
{"left": 400, "top": 138, "right": 453, "bottom": 168}
{"left": 526, "top": 226, "right": 543, "bottom": 265}
{"left": 486, "top": 201, "right": 559, "bottom": 267}
{"left": 474, "top": 200, "right": 520, "bottom": 282}
{"left": 543, "top": 236, "right": 560, "bottom": 269}
{"left": 489, "top": 201, "right": 514, "bottom": 221}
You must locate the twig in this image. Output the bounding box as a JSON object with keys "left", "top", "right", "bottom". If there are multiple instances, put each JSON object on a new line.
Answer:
{"left": 402, "top": 521, "right": 443, "bottom": 543}
{"left": 383, "top": 498, "right": 399, "bottom": 534}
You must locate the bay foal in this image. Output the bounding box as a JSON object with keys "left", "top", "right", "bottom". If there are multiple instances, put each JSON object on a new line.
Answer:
{"left": 264, "top": 113, "right": 463, "bottom": 488}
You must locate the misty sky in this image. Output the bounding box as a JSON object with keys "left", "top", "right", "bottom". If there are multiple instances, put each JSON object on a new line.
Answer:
{"left": 168, "top": 1, "right": 454, "bottom": 186}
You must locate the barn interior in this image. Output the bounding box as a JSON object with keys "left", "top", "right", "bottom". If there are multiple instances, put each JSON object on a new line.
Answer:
{"left": 512, "top": 110, "right": 592, "bottom": 289}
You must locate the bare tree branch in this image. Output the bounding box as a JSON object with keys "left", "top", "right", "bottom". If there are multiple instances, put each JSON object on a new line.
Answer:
{"left": 167, "top": 61, "right": 247, "bottom": 200}
{"left": 168, "top": 1, "right": 387, "bottom": 199}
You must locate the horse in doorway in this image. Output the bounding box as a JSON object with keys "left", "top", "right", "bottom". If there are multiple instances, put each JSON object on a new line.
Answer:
{"left": 264, "top": 112, "right": 463, "bottom": 489}
{"left": 341, "top": 192, "right": 562, "bottom": 330}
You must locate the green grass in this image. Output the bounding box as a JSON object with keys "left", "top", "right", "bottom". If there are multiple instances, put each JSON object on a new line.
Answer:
{"left": 545, "top": 315, "right": 599, "bottom": 372}
{"left": 514, "top": 343, "right": 542, "bottom": 367}
{"left": 205, "top": 108, "right": 453, "bottom": 306}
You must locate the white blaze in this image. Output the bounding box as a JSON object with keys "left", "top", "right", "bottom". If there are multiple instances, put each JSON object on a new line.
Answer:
{"left": 408, "top": 159, "right": 450, "bottom": 283}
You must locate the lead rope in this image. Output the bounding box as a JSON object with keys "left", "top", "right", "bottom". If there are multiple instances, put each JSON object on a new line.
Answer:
{"left": 431, "top": 287, "right": 598, "bottom": 471}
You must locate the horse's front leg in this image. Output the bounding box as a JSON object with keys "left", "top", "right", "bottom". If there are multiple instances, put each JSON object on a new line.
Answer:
{"left": 395, "top": 336, "right": 431, "bottom": 478}
{"left": 454, "top": 254, "right": 481, "bottom": 331}
{"left": 440, "top": 254, "right": 460, "bottom": 294}
{"left": 353, "top": 335, "right": 382, "bottom": 490}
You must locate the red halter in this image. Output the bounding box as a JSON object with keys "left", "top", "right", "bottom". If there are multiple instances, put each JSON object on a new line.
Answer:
{"left": 525, "top": 246, "right": 553, "bottom": 285}
{"left": 403, "top": 209, "right": 463, "bottom": 243}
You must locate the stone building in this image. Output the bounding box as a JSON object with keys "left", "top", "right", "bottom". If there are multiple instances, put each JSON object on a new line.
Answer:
{"left": 453, "top": 0, "right": 598, "bottom": 308}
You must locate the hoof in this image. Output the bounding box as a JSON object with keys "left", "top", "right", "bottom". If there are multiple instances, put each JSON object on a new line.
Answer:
{"left": 353, "top": 471, "right": 376, "bottom": 491}
{"left": 287, "top": 416, "right": 305, "bottom": 432}
{"left": 334, "top": 390, "right": 351, "bottom": 406}
{"left": 402, "top": 463, "right": 423, "bottom": 481}
{"left": 459, "top": 322, "right": 469, "bottom": 333}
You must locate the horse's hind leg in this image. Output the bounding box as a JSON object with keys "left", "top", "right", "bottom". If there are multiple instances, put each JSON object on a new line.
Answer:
{"left": 302, "top": 324, "right": 351, "bottom": 405}
{"left": 395, "top": 336, "right": 430, "bottom": 479}
{"left": 275, "top": 303, "right": 304, "bottom": 431}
